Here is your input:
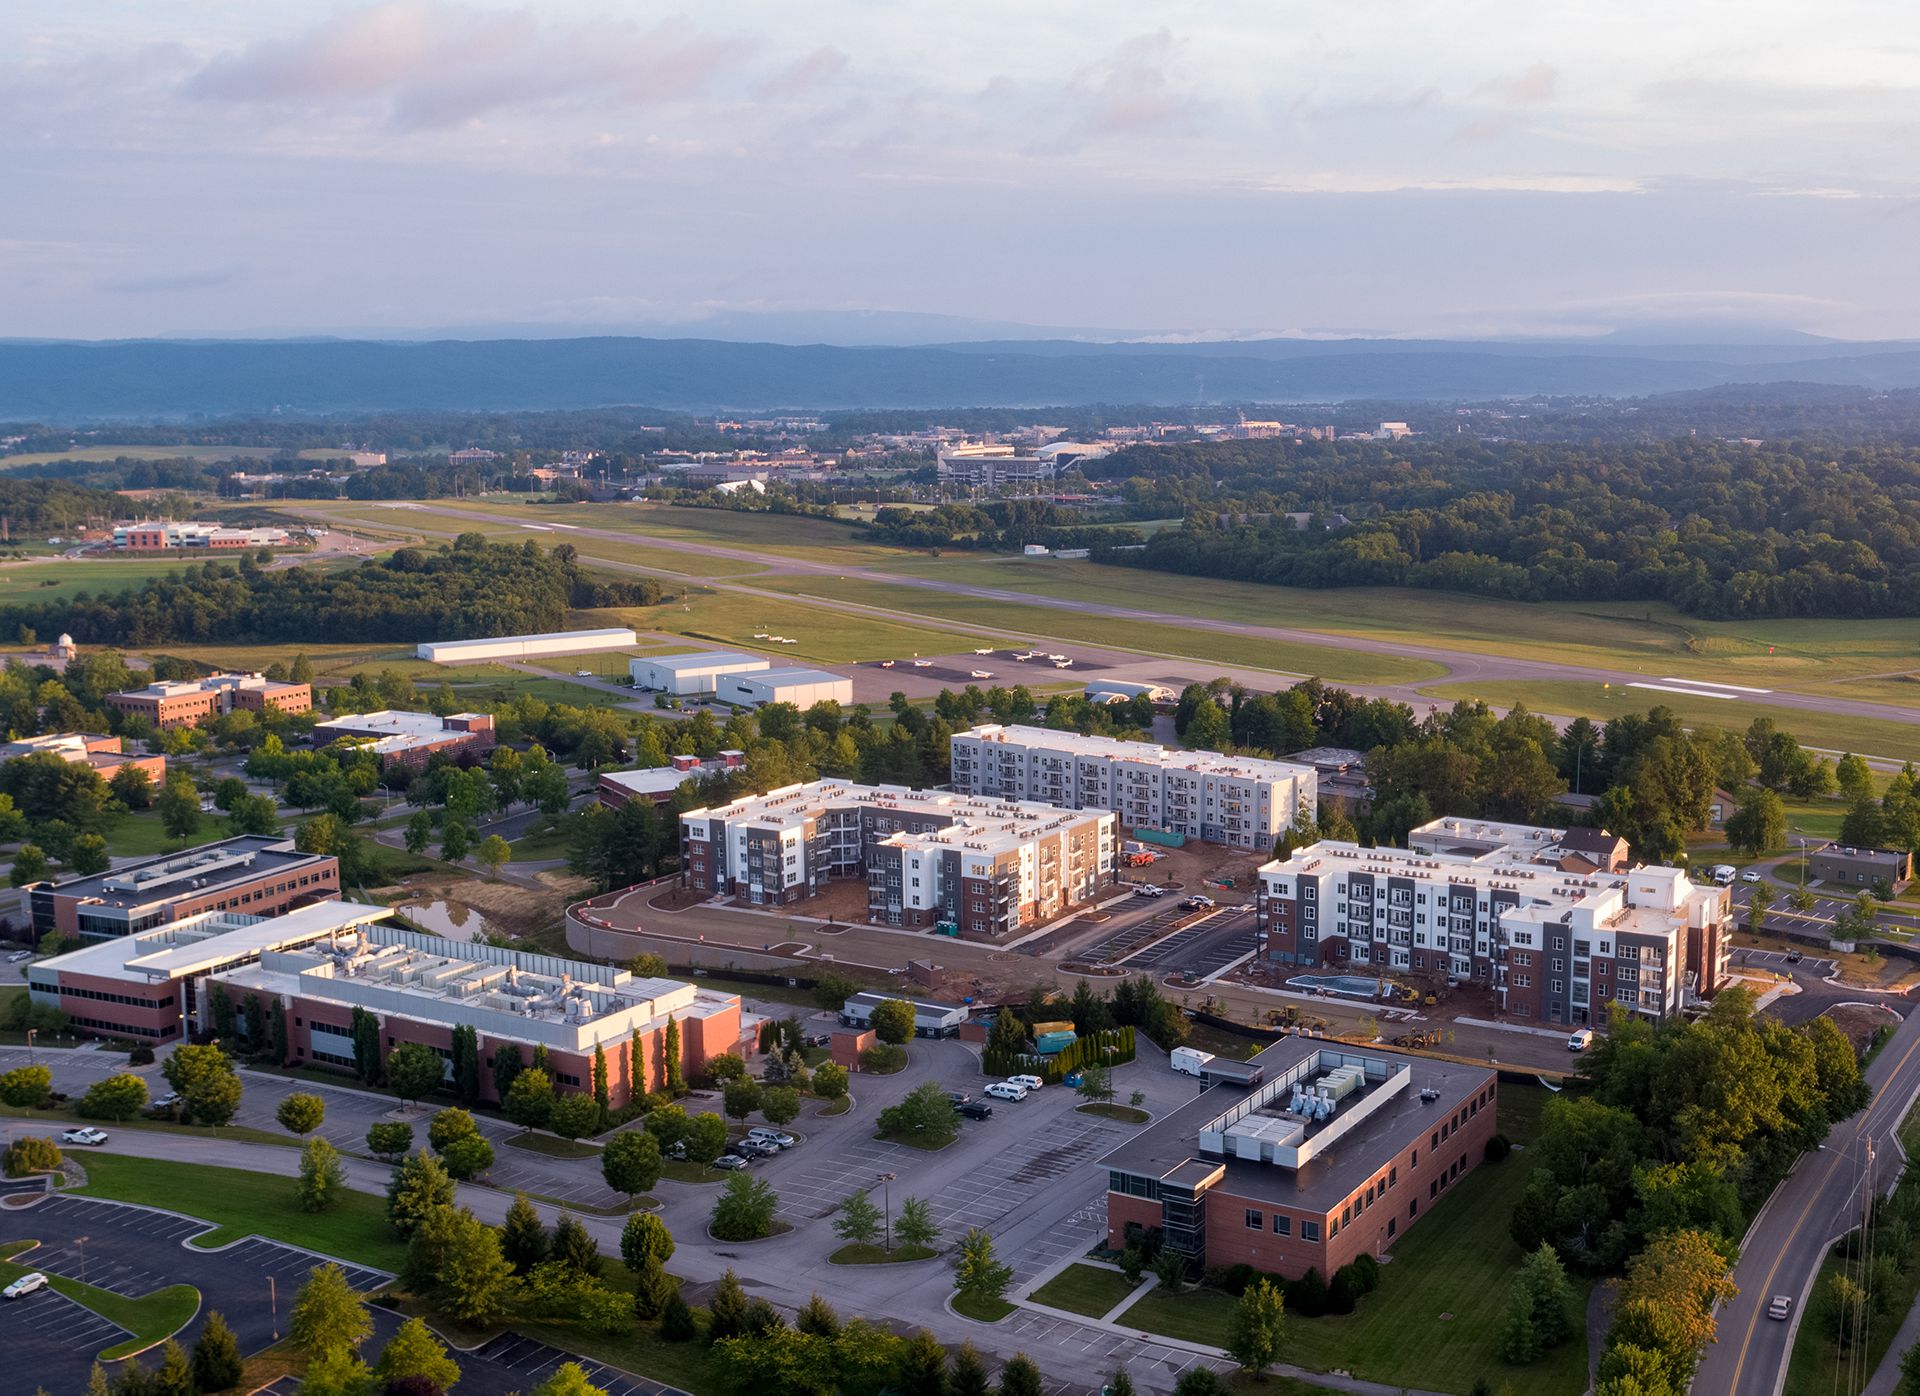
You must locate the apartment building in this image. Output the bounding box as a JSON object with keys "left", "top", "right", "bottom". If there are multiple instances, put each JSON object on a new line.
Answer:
{"left": 950, "top": 724, "right": 1317, "bottom": 851}
{"left": 0, "top": 732, "right": 166, "bottom": 784}
{"left": 1255, "top": 819, "right": 1731, "bottom": 1024}
{"left": 108, "top": 673, "right": 312, "bottom": 729}
{"left": 680, "top": 780, "right": 1113, "bottom": 937}
{"left": 28, "top": 834, "right": 342, "bottom": 941}
{"left": 1103, "top": 1038, "right": 1497, "bottom": 1279}
{"left": 214, "top": 920, "right": 746, "bottom": 1104}
{"left": 313, "top": 710, "right": 496, "bottom": 768}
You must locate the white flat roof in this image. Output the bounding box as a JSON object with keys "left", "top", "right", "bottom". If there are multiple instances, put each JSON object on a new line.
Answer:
{"left": 37, "top": 900, "right": 393, "bottom": 985}
{"left": 957, "top": 724, "right": 1312, "bottom": 782}
{"left": 603, "top": 767, "right": 697, "bottom": 797}
{"left": 426, "top": 628, "right": 635, "bottom": 649}
{"left": 737, "top": 666, "right": 845, "bottom": 684}
{"left": 638, "top": 650, "right": 770, "bottom": 672}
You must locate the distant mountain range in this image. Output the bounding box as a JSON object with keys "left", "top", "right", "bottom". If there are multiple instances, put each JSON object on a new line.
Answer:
{"left": 8, "top": 334, "right": 1920, "bottom": 420}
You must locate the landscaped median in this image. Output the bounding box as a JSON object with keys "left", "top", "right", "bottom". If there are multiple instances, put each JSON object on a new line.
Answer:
{"left": 1026, "top": 1263, "right": 1142, "bottom": 1319}
{"left": 0, "top": 1239, "right": 199, "bottom": 1361}
{"left": 829, "top": 1242, "right": 937, "bottom": 1264}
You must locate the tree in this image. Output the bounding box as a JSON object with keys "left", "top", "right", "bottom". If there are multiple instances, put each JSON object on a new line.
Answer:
{"left": 996, "top": 1354, "right": 1043, "bottom": 1396}
{"left": 629, "top": 951, "right": 668, "bottom": 976}
{"left": 109, "top": 764, "right": 154, "bottom": 811}
{"left": 684, "top": 1111, "right": 728, "bottom": 1164}
{"left": 372, "top": 1317, "right": 461, "bottom": 1393}
{"left": 660, "top": 1289, "right": 698, "bottom": 1342}
{"left": 440, "top": 1135, "right": 493, "bottom": 1180}
{"left": 705, "top": 1052, "right": 747, "bottom": 1084}
{"left": 760, "top": 1085, "right": 802, "bottom": 1127}
{"left": 708, "top": 1269, "right": 751, "bottom": 1341}
{"left": 289, "top": 1263, "right": 371, "bottom": 1361}
{"left": 504, "top": 1068, "right": 556, "bottom": 1131}
{"left": 644, "top": 1102, "right": 688, "bottom": 1150}
{"left": 812, "top": 1061, "right": 848, "bottom": 1101}
{"left": 155, "top": 1339, "right": 194, "bottom": 1396}
{"left": 1075, "top": 1063, "right": 1116, "bottom": 1105}
{"left": 710, "top": 1171, "right": 780, "bottom": 1241}
{"left": 350, "top": 1006, "right": 383, "bottom": 1085}
{"left": 386, "top": 1149, "right": 455, "bottom": 1237}
{"left": 387, "top": 1043, "right": 445, "bottom": 1108}
{"left": 428, "top": 1106, "right": 478, "bottom": 1153}
{"left": 277, "top": 1092, "right": 326, "bottom": 1137}
{"left": 723, "top": 1079, "right": 762, "bottom": 1121}
{"left": 190, "top": 1311, "right": 245, "bottom": 1392}
{"left": 299, "top": 1349, "right": 375, "bottom": 1396}
{"left": 835, "top": 1189, "right": 882, "bottom": 1247}
{"left": 366, "top": 1121, "right": 413, "bottom": 1160}
{"left": 878, "top": 1081, "right": 957, "bottom": 1144}
{"left": 1838, "top": 752, "right": 1875, "bottom": 806}
{"left": 591, "top": 1040, "right": 611, "bottom": 1116}
{"left": 161, "top": 1044, "right": 242, "bottom": 1127}
{"left": 662, "top": 1014, "right": 684, "bottom": 1094}
{"left": 413, "top": 1206, "right": 516, "bottom": 1325}
{"left": 632, "top": 1255, "right": 674, "bottom": 1321}
{"left": 1103, "top": 1372, "right": 1136, "bottom": 1396}
{"left": 8, "top": 844, "right": 48, "bottom": 886}
{"left": 156, "top": 771, "right": 202, "bottom": 840}
{"left": 954, "top": 1227, "right": 1012, "bottom": 1303}
{"left": 620, "top": 1211, "right": 675, "bottom": 1271}
{"left": 2, "top": 1135, "right": 60, "bottom": 1177}
{"left": 450, "top": 1024, "right": 481, "bottom": 1106}
{"left": 440, "top": 819, "right": 471, "bottom": 864}
{"left": 552, "top": 1213, "right": 601, "bottom": 1277}
{"left": 950, "top": 1342, "right": 991, "bottom": 1396}
{"left": 1898, "top": 1338, "right": 1920, "bottom": 1395}
{"left": 1172, "top": 1373, "right": 1230, "bottom": 1396}
{"left": 297, "top": 1137, "right": 346, "bottom": 1212}
{"left": 491, "top": 1042, "right": 524, "bottom": 1101}
{"left": 1153, "top": 1248, "right": 1187, "bottom": 1294}
{"left": 549, "top": 1091, "right": 603, "bottom": 1141}
{"left": 501, "top": 1192, "right": 549, "bottom": 1273}
{"left": 530, "top": 1365, "right": 607, "bottom": 1396}
{"left": 1726, "top": 788, "right": 1787, "bottom": 858}
{"left": 1614, "top": 1229, "right": 1737, "bottom": 1377}
{"left": 602, "top": 1130, "right": 662, "bottom": 1201}
{"left": 869, "top": 998, "right": 916, "bottom": 1046}
{"left": 898, "top": 1328, "right": 948, "bottom": 1396}
{"left": 405, "top": 810, "right": 434, "bottom": 855}
{"left": 477, "top": 834, "right": 510, "bottom": 878}
{"left": 77, "top": 1072, "right": 147, "bottom": 1121}
{"left": 895, "top": 1196, "right": 940, "bottom": 1251}
{"left": 225, "top": 792, "right": 280, "bottom": 836}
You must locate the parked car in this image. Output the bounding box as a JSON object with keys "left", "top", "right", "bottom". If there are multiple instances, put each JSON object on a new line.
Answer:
{"left": 960, "top": 1100, "right": 994, "bottom": 1120}
{"left": 1768, "top": 1294, "right": 1792, "bottom": 1320}
{"left": 5, "top": 950, "right": 30, "bottom": 963}
{"left": 152, "top": 1091, "right": 182, "bottom": 1110}
{"left": 575, "top": 669, "right": 594, "bottom": 678}
{"left": 1741, "top": 870, "right": 1763, "bottom": 883}
{"left": 1786, "top": 950, "right": 1804, "bottom": 964}
{"left": 734, "top": 1139, "right": 779, "bottom": 1159}
{"left": 1134, "top": 885, "right": 1164, "bottom": 898}
{"left": 1007, "top": 1074, "right": 1045, "bottom": 1091}
{"left": 3, "top": 1273, "right": 47, "bottom": 1300}
{"left": 1566, "top": 1029, "right": 1595, "bottom": 1053}
{"left": 945, "top": 1091, "right": 972, "bottom": 1107}
{"left": 1181, "top": 895, "right": 1216, "bottom": 911}
{"left": 984, "top": 1082, "right": 1028, "bottom": 1102}
{"left": 747, "top": 1128, "right": 796, "bottom": 1150}
{"left": 711, "top": 1153, "right": 751, "bottom": 1170}
{"left": 60, "top": 1127, "right": 109, "bottom": 1147}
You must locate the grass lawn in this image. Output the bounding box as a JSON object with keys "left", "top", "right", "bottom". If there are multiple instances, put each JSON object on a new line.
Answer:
{"left": 508, "top": 824, "right": 574, "bottom": 861}
{"left": 0, "top": 558, "right": 195, "bottom": 606}
{"left": 658, "top": 1160, "right": 726, "bottom": 1185}
{"left": 1028, "top": 1263, "right": 1140, "bottom": 1318}
{"left": 1117, "top": 1283, "right": 1237, "bottom": 1344}
{"left": 818, "top": 1096, "right": 852, "bottom": 1116}
{"left": 828, "top": 1242, "right": 937, "bottom": 1265}
{"left": 1076, "top": 1103, "right": 1150, "bottom": 1124}
{"left": 0, "top": 1243, "right": 198, "bottom": 1360}
{"left": 592, "top": 586, "right": 982, "bottom": 666}
{"left": 103, "top": 812, "right": 194, "bottom": 859}
{"left": 74, "top": 1153, "right": 408, "bottom": 1273}
{"left": 952, "top": 1291, "right": 1016, "bottom": 1323}
{"left": 504, "top": 1132, "right": 601, "bottom": 1159}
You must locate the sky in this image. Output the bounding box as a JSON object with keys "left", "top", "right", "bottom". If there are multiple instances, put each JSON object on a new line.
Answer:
{"left": 4, "top": 0, "right": 1919, "bottom": 342}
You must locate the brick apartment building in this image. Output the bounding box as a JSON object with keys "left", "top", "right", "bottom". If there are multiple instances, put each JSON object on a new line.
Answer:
{"left": 28, "top": 834, "right": 341, "bottom": 941}
{"left": 1256, "top": 817, "right": 1731, "bottom": 1025}
{"left": 0, "top": 732, "right": 166, "bottom": 784}
{"left": 1104, "top": 1038, "right": 1498, "bottom": 1278}
{"left": 108, "top": 673, "right": 312, "bottom": 729}
{"left": 949, "top": 724, "right": 1317, "bottom": 852}
{"left": 679, "top": 779, "right": 1113, "bottom": 936}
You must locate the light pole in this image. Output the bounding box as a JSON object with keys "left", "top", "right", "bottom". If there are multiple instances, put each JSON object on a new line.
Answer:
{"left": 269, "top": 1275, "right": 278, "bottom": 1341}
{"left": 878, "top": 1171, "right": 896, "bottom": 1252}
{"left": 74, "top": 1235, "right": 87, "bottom": 1286}
{"left": 25, "top": 1028, "right": 36, "bottom": 1069}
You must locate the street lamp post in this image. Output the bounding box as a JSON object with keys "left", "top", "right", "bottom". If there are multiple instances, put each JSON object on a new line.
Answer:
{"left": 25, "top": 1028, "right": 36, "bottom": 1069}
{"left": 269, "top": 1275, "right": 278, "bottom": 1341}
{"left": 878, "top": 1171, "right": 896, "bottom": 1252}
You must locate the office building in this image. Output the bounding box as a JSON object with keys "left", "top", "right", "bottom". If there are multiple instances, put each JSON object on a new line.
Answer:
{"left": 629, "top": 650, "right": 772, "bottom": 696}
{"left": 313, "top": 710, "right": 496, "bottom": 768}
{"left": 27, "top": 900, "right": 394, "bottom": 1042}
{"left": 950, "top": 724, "right": 1317, "bottom": 851}
{"left": 597, "top": 752, "right": 743, "bottom": 809}
{"left": 415, "top": 628, "right": 637, "bottom": 664}
{"left": 716, "top": 666, "right": 852, "bottom": 708}
{"left": 1255, "top": 819, "right": 1731, "bottom": 1024}
{"left": 840, "top": 991, "right": 969, "bottom": 1037}
{"left": 1103, "top": 1038, "right": 1496, "bottom": 1278}
{"left": 0, "top": 733, "right": 166, "bottom": 785}
{"left": 112, "top": 521, "right": 293, "bottom": 550}
{"left": 214, "top": 922, "right": 746, "bottom": 1105}
{"left": 1810, "top": 842, "right": 1914, "bottom": 891}
{"left": 28, "top": 834, "right": 342, "bottom": 941}
{"left": 107, "top": 673, "right": 312, "bottom": 729}
{"left": 680, "top": 780, "right": 1113, "bottom": 936}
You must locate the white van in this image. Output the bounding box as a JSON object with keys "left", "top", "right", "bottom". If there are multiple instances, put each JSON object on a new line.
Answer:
{"left": 1567, "top": 1029, "right": 1595, "bottom": 1053}
{"left": 1709, "top": 865, "right": 1737, "bottom": 886}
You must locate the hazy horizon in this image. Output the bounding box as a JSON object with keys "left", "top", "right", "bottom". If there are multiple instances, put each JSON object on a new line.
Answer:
{"left": 8, "top": 2, "right": 1918, "bottom": 342}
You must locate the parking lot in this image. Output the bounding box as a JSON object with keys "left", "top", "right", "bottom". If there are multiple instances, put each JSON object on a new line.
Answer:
{"left": 468, "top": 1333, "right": 691, "bottom": 1396}
{"left": 1080, "top": 904, "right": 1222, "bottom": 966}
{"left": 1738, "top": 948, "right": 1838, "bottom": 976}
{"left": 1123, "top": 909, "right": 1258, "bottom": 976}
{"left": 1002, "top": 1307, "right": 1235, "bottom": 1390}
{"left": 3, "top": 1284, "right": 130, "bottom": 1362}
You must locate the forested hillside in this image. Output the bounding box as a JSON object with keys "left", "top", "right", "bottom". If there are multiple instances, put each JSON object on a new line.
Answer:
{"left": 1087, "top": 438, "right": 1920, "bottom": 618}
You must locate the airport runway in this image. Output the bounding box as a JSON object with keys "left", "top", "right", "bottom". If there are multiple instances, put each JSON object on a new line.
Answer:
{"left": 301, "top": 500, "right": 1920, "bottom": 738}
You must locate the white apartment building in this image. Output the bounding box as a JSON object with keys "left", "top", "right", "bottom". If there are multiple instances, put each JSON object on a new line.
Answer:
{"left": 949, "top": 724, "right": 1316, "bottom": 851}
{"left": 1255, "top": 822, "right": 1731, "bottom": 1025}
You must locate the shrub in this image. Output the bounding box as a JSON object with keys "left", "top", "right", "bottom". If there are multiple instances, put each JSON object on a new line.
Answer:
{"left": 1203, "top": 1263, "right": 1260, "bottom": 1297}
{"left": 1485, "top": 1134, "right": 1513, "bottom": 1163}
{"left": 1326, "top": 1265, "right": 1359, "bottom": 1315}
{"left": 1288, "top": 1267, "right": 1327, "bottom": 1318}
{"left": 3, "top": 1135, "right": 61, "bottom": 1178}
{"left": 859, "top": 1043, "right": 907, "bottom": 1073}
{"left": 1348, "top": 1252, "right": 1381, "bottom": 1296}
{"left": 660, "top": 1291, "right": 697, "bottom": 1341}
{"left": 128, "top": 1045, "right": 155, "bottom": 1066}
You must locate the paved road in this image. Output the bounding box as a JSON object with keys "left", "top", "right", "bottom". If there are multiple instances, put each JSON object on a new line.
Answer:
{"left": 1693, "top": 994, "right": 1920, "bottom": 1396}
{"left": 297, "top": 499, "right": 1920, "bottom": 740}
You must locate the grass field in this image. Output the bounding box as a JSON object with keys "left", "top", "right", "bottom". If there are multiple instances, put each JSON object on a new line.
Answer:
{"left": 103, "top": 812, "right": 196, "bottom": 859}
{"left": 75, "top": 1154, "right": 407, "bottom": 1271}
{"left": 0, "top": 1243, "right": 198, "bottom": 1360}
{"left": 0, "top": 558, "right": 195, "bottom": 605}
{"left": 590, "top": 588, "right": 983, "bottom": 665}
{"left": 1027, "top": 1263, "right": 1141, "bottom": 1317}
{"left": 1418, "top": 680, "right": 1920, "bottom": 764}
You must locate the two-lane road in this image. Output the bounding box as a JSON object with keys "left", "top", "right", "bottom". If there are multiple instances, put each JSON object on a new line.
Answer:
{"left": 1694, "top": 995, "right": 1920, "bottom": 1396}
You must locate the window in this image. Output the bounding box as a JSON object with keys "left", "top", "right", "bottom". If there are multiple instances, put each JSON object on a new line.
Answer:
{"left": 1272, "top": 1215, "right": 1291, "bottom": 1237}
{"left": 1300, "top": 1221, "right": 1320, "bottom": 1242}
{"left": 1430, "top": 1181, "right": 1439, "bottom": 1199}
{"left": 1388, "top": 1218, "right": 1397, "bottom": 1238}
{"left": 1411, "top": 1149, "right": 1418, "bottom": 1167}
{"left": 1389, "top": 1166, "right": 1397, "bottom": 1187}
{"left": 1341, "top": 1204, "right": 1352, "bottom": 1226}
{"left": 1245, "top": 1208, "right": 1263, "bottom": 1230}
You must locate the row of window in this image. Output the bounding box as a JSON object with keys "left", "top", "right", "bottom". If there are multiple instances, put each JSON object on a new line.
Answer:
{"left": 67, "top": 1014, "right": 167, "bottom": 1039}
{"left": 52, "top": 983, "right": 176, "bottom": 1011}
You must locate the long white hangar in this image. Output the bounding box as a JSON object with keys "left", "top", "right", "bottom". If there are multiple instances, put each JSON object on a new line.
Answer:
{"left": 417, "top": 628, "right": 637, "bottom": 663}
{"left": 630, "top": 650, "right": 772, "bottom": 695}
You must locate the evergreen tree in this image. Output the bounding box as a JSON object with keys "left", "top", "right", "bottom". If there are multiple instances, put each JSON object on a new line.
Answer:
{"left": 796, "top": 1292, "right": 841, "bottom": 1339}
{"left": 491, "top": 1042, "right": 525, "bottom": 1101}
{"left": 663, "top": 1015, "right": 684, "bottom": 1094}
{"left": 660, "top": 1290, "right": 697, "bottom": 1341}
{"left": 501, "top": 1192, "right": 548, "bottom": 1273}
{"left": 552, "top": 1213, "right": 600, "bottom": 1277}
{"left": 153, "top": 1339, "right": 193, "bottom": 1396}
{"left": 372, "top": 1316, "right": 462, "bottom": 1393}
{"left": 190, "top": 1312, "right": 245, "bottom": 1392}
{"left": 898, "top": 1328, "right": 949, "bottom": 1396}
{"left": 706, "top": 1269, "right": 749, "bottom": 1341}
{"left": 950, "top": 1342, "right": 991, "bottom": 1396}
{"left": 632, "top": 1257, "right": 674, "bottom": 1320}
{"left": 386, "top": 1149, "right": 456, "bottom": 1237}
{"left": 452, "top": 1024, "right": 481, "bottom": 1106}
{"left": 592, "top": 1041, "right": 610, "bottom": 1116}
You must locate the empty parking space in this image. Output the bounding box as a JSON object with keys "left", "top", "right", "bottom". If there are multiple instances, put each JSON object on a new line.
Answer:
{"left": 1126, "top": 912, "right": 1256, "bottom": 974}
{"left": 1738, "top": 948, "right": 1838, "bottom": 975}
{"left": 220, "top": 1238, "right": 389, "bottom": 1291}
{"left": 1082, "top": 906, "right": 1219, "bottom": 966}
{"left": 0, "top": 1286, "right": 129, "bottom": 1356}
{"left": 1004, "top": 1308, "right": 1231, "bottom": 1386}
{"left": 469, "top": 1332, "right": 688, "bottom": 1396}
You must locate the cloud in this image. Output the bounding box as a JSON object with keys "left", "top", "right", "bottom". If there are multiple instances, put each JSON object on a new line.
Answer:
{"left": 1478, "top": 63, "right": 1557, "bottom": 107}
{"left": 97, "top": 268, "right": 242, "bottom": 295}
{"left": 758, "top": 47, "right": 849, "bottom": 101}
{"left": 184, "top": 3, "right": 747, "bottom": 131}
{"left": 1071, "top": 30, "right": 1194, "bottom": 137}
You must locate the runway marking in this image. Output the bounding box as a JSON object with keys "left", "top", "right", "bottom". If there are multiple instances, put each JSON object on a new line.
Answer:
{"left": 1660, "top": 677, "right": 1773, "bottom": 694}
{"left": 1627, "top": 681, "right": 1737, "bottom": 700}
